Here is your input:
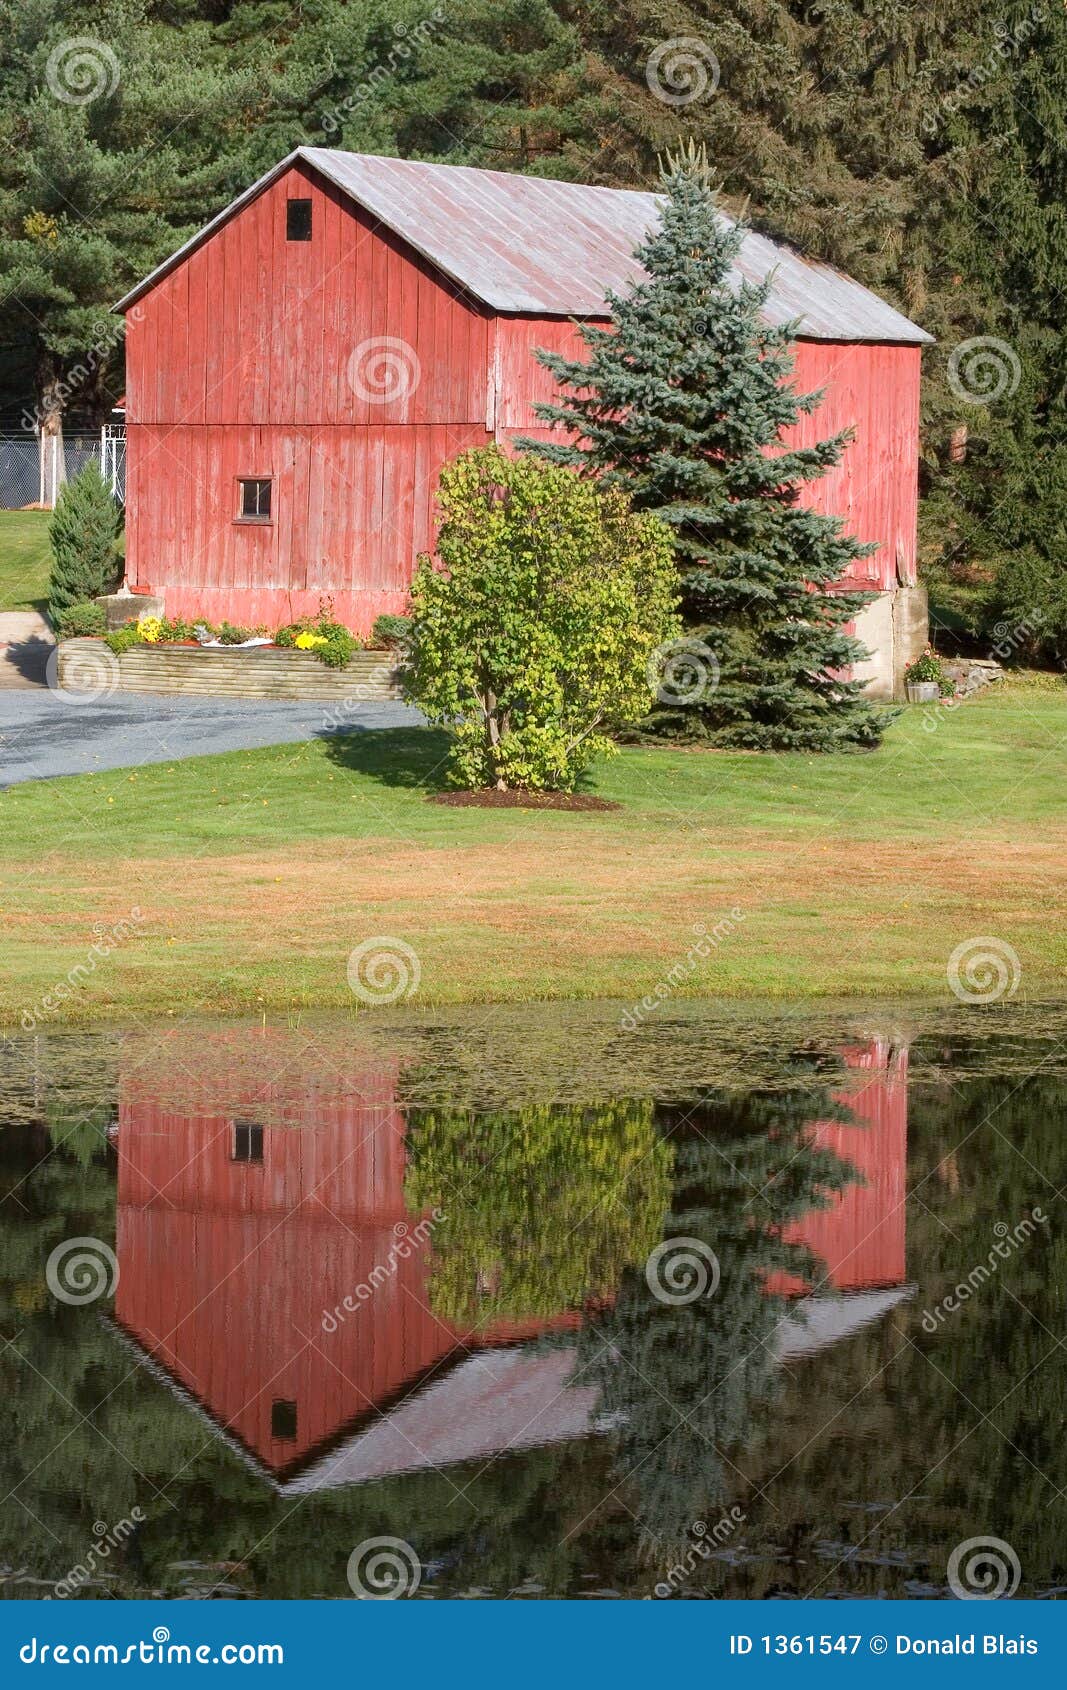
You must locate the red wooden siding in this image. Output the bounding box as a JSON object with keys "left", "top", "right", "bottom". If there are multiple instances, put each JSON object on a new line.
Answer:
{"left": 788, "top": 342, "right": 922, "bottom": 590}
{"left": 769, "top": 1038, "right": 909, "bottom": 1296}
{"left": 126, "top": 164, "right": 490, "bottom": 429}
{"left": 126, "top": 420, "right": 488, "bottom": 629}
{"left": 114, "top": 1079, "right": 579, "bottom": 1475}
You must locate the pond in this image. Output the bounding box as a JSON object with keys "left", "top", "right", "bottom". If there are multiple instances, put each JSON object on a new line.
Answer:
{"left": 1, "top": 1002, "right": 1064, "bottom": 1600}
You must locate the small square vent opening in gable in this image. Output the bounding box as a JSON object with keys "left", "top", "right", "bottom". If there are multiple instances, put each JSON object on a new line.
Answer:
{"left": 286, "top": 198, "right": 312, "bottom": 241}
{"left": 271, "top": 1400, "right": 298, "bottom": 1440}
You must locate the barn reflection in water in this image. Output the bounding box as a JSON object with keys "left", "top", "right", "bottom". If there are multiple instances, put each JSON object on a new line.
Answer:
{"left": 110, "top": 1038, "right": 911, "bottom": 1492}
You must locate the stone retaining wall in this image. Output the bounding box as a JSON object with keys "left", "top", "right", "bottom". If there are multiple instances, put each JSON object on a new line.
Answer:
{"left": 56, "top": 639, "right": 403, "bottom": 701}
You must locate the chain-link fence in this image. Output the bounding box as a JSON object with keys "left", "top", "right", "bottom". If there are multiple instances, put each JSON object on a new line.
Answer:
{"left": 0, "top": 431, "right": 125, "bottom": 510}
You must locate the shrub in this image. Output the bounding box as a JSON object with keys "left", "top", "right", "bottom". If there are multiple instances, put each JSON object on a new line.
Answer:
{"left": 274, "top": 605, "right": 359, "bottom": 665}
{"left": 56, "top": 600, "right": 106, "bottom": 637}
{"left": 216, "top": 621, "right": 266, "bottom": 645}
{"left": 317, "top": 628, "right": 358, "bottom": 667}
{"left": 371, "top": 613, "right": 412, "bottom": 650}
{"left": 48, "top": 465, "right": 122, "bottom": 622}
{"left": 105, "top": 622, "right": 144, "bottom": 655}
{"left": 405, "top": 446, "right": 679, "bottom": 791}
{"left": 158, "top": 616, "right": 202, "bottom": 642}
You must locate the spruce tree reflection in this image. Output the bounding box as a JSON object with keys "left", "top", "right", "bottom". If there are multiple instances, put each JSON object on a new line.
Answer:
{"left": 405, "top": 1080, "right": 863, "bottom": 1564}
{"left": 579, "top": 1088, "right": 861, "bottom": 1558}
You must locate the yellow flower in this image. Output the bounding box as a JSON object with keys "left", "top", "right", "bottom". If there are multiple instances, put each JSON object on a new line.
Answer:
{"left": 138, "top": 615, "right": 164, "bottom": 643}
{"left": 294, "top": 630, "right": 328, "bottom": 649}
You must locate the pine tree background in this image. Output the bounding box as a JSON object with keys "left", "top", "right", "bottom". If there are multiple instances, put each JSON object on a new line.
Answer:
{"left": 0, "top": 0, "right": 1061, "bottom": 657}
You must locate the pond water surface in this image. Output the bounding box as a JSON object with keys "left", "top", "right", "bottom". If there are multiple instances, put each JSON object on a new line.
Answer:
{"left": 2, "top": 1004, "right": 1065, "bottom": 1600}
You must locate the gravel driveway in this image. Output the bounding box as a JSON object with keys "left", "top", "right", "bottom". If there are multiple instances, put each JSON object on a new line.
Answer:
{"left": 0, "top": 686, "right": 423, "bottom": 788}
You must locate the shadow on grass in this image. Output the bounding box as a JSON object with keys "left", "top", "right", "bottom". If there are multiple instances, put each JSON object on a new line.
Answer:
{"left": 317, "top": 724, "right": 454, "bottom": 791}
{"left": 317, "top": 721, "right": 608, "bottom": 799}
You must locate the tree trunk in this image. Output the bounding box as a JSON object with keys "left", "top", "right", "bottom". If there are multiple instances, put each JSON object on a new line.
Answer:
{"left": 483, "top": 684, "right": 508, "bottom": 789}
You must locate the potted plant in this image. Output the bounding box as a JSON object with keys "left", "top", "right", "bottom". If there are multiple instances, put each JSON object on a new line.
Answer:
{"left": 904, "top": 647, "right": 954, "bottom": 703}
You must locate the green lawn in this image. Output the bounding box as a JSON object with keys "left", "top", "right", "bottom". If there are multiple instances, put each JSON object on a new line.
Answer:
{"left": 0, "top": 509, "right": 51, "bottom": 612}
{"left": 1, "top": 682, "right": 1065, "bottom": 1023}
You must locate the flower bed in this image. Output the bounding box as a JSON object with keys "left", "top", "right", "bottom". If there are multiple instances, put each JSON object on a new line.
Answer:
{"left": 53, "top": 601, "right": 410, "bottom": 699}
{"left": 55, "top": 638, "right": 403, "bottom": 701}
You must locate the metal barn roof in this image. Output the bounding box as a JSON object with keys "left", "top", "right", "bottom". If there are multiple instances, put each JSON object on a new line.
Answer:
{"left": 115, "top": 146, "right": 932, "bottom": 344}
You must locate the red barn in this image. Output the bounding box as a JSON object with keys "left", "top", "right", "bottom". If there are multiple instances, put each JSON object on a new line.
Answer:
{"left": 115, "top": 148, "right": 932, "bottom": 697}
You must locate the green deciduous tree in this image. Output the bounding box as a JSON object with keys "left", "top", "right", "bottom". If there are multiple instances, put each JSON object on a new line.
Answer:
{"left": 405, "top": 445, "right": 678, "bottom": 790}
{"left": 522, "top": 151, "right": 896, "bottom": 750}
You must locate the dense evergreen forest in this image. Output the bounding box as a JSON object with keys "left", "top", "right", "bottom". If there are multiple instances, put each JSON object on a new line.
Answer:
{"left": 1, "top": 1, "right": 1063, "bottom": 651}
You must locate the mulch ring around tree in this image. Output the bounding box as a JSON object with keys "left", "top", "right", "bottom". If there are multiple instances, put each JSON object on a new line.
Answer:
{"left": 430, "top": 789, "right": 621, "bottom": 812}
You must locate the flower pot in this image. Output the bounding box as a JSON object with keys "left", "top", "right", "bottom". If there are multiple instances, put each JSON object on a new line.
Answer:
{"left": 906, "top": 680, "right": 940, "bottom": 703}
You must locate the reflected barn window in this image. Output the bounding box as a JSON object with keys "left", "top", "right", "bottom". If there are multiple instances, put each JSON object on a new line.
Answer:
{"left": 232, "top": 1121, "right": 264, "bottom": 1163}
{"left": 271, "top": 1400, "right": 298, "bottom": 1441}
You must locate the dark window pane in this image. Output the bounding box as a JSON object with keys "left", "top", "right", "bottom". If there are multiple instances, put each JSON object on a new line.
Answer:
{"left": 238, "top": 478, "right": 271, "bottom": 520}
{"left": 271, "top": 1400, "right": 298, "bottom": 1440}
{"left": 286, "top": 199, "right": 312, "bottom": 241}
{"left": 233, "top": 1121, "right": 264, "bottom": 1162}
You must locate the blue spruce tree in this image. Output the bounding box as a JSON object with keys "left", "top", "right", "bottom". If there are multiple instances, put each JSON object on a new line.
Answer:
{"left": 519, "top": 147, "right": 897, "bottom": 751}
